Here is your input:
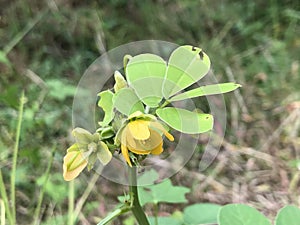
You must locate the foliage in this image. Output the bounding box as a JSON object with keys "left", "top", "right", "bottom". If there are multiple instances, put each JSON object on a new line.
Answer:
{"left": 0, "top": 0, "right": 299, "bottom": 224}
{"left": 183, "top": 203, "right": 221, "bottom": 225}
{"left": 219, "top": 204, "right": 300, "bottom": 225}
{"left": 137, "top": 170, "right": 190, "bottom": 206}
{"left": 145, "top": 204, "right": 300, "bottom": 225}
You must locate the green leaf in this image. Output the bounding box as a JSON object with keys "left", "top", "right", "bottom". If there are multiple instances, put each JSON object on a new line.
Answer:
{"left": 97, "top": 90, "right": 115, "bottom": 126}
{"left": 156, "top": 107, "right": 213, "bottom": 134}
{"left": 46, "top": 79, "right": 76, "bottom": 101}
{"left": 0, "top": 85, "right": 19, "bottom": 108}
{"left": 113, "top": 88, "right": 144, "bottom": 116}
{"left": 72, "top": 128, "right": 94, "bottom": 145}
{"left": 97, "top": 141, "right": 112, "bottom": 165}
{"left": 275, "top": 205, "right": 300, "bottom": 225}
{"left": 126, "top": 54, "right": 167, "bottom": 107}
{"left": 123, "top": 215, "right": 135, "bottom": 225}
{"left": 218, "top": 204, "right": 271, "bottom": 225}
{"left": 183, "top": 203, "right": 221, "bottom": 225}
{"left": 138, "top": 179, "right": 190, "bottom": 206}
{"left": 170, "top": 83, "right": 242, "bottom": 102}
{"left": 98, "top": 126, "right": 115, "bottom": 139}
{"left": 163, "top": 45, "right": 211, "bottom": 99}
{"left": 148, "top": 217, "right": 182, "bottom": 225}
{"left": 138, "top": 169, "right": 159, "bottom": 185}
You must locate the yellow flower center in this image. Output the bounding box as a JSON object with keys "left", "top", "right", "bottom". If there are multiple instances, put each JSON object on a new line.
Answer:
{"left": 119, "top": 113, "right": 174, "bottom": 167}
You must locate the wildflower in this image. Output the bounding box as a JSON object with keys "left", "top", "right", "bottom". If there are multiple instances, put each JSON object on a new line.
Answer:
{"left": 63, "top": 144, "right": 88, "bottom": 181}
{"left": 63, "top": 128, "right": 112, "bottom": 181}
{"left": 117, "top": 111, "right": 174, "bottom": 167}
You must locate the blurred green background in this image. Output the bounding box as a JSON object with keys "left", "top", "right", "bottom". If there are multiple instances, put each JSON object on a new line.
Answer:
{"left": 0, "top": 0, "right": 299, "bottom": 224}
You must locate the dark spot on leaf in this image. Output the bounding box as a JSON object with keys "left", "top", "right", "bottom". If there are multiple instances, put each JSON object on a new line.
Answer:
{"left": 144, "top": 187, "right": 151, "bottom": 192}
{"left": 139, "top": 167, "right": 145, "bottom": 173}
{"left": 192, "top": 46, "right": 196, "bottom": 51}
{"left": 206, "top": 116, "right": 209, "bottom": 119}
{"left": 199, "top": 51, "right": 204, "bottom": 60}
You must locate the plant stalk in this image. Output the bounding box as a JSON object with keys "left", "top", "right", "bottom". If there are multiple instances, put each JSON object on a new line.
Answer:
{"left": 128, "top": 167, "right": 150, "bottom": 225}
{"left": 159, "top": 99, "right": 170, "bottom": 109}
{"left": 0, "top": 171, "right": 13, "bottom": 225}
{"left": 0, "top": 199, "right": 4, "bottom": 225}
{"left": 68, "top": 180, "right": 75, "bottom": 225}
{"left": 10, "top": 91, "right": 25, "bottom": 224}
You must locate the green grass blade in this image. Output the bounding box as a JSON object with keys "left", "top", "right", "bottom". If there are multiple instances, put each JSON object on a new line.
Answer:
{"left": 96, "top": 208, "right": 124, "bottom": 225}
{"left": 0, "top": 199, "right": 4, "bottom": 225}
{"left": 3, "top": 10, "right": 47, "bottom": 55}
{"left": 10, "top": 91, "right": 25, "bottom": 224}
{"left": 0, "top": 171, "right": 13, "bottom": 225}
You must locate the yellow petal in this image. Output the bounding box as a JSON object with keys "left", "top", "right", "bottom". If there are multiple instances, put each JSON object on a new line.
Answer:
{"left": 120, "top": 126, "right": 136, "bottom": 149}
{"left": 127, "top": 146, "right": 152, "bottom": 155}
{"left": 127, "top": 130, "right": 162, "bottom": 152}
{"left": 125, "top": 126, "right": 137, "bottom": 149}
{"left": 128, "top": 120, "right": 151, "bottom": 140}
{"left": 120, "top": 128, "right": 132, "bottom": 167}
{"left": 63, "top": 150, "right": 87, "bottom": 181}
{"left": 164, "top": 131, "right": 174, "bottom": 141}
{"left": 150, "top": 141, "right": 164, "bottom": 155}
{"left": 150, "top": 121, "right": 174, "bottom": 141}
{"left": 121, "top": 144, "right": 132, "bottom": 167}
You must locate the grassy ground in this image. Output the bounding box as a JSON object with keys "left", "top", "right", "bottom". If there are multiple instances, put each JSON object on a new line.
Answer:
{"left": 0, "top": 0, "right": 299, "bottom": 224}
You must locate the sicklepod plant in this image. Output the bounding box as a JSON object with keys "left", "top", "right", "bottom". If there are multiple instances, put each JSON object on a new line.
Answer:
{"left": 63, "top": 45, "right": 241, "bottom": 224}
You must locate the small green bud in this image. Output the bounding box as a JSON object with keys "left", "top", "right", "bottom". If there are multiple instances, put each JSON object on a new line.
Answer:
{"left": 123, "top": 54, "right": 132, "bottom": 71}
{"left": 114, "top": 71, "right": 127, "bottom": 92}
{"left": 64, "top": 128, "right": 113, "bottom": 180}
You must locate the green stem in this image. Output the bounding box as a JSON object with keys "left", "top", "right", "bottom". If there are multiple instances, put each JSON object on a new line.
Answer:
{"left": 10, "top": 91, "right": 25, "bottom": 224}
{"left": 32, "top": 146, "right": 56, "bottom": 225}
{"left": 0, "top": 171, "right": 13, "bottom": 225}
{"left": 0, "top": 199, "right": 4, "bottom": 225}
{"left": 159, "top": 99, "right": 170, "bottom": 109}
{"left": 74, "top": 173, "right": 100, "bottom": 221}
{"left": 68, "top": 180, "right": 75, "bottom": 225}
{"left": 97, "top": 205, "right": 131, "bottom": 225}
{"left": 128, "top": 167, "right": 150, "bottom": 225}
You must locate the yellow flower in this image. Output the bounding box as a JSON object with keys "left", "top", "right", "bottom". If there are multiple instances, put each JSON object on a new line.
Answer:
{"left": 63, "top": 144, "right": 88, "bottom": 181}
{"left": 63, "top": 128, "right": 112, "bottom": 181}
{"left": 118, "top": 111, "right": 174, "bottom": 167}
